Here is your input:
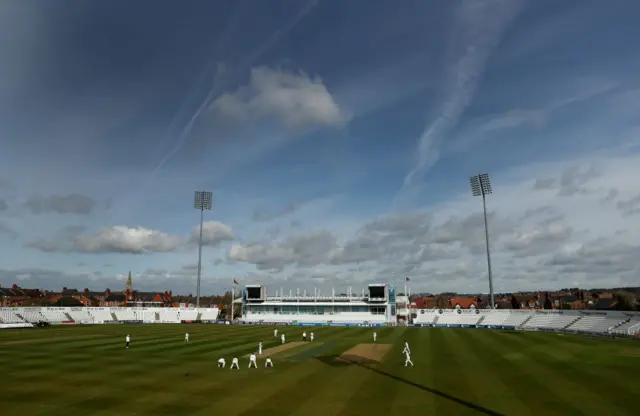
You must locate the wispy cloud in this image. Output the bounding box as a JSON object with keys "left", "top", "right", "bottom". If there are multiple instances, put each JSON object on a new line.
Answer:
{"left": 146, "top": 0, "right": 320, "bottom": 182}
{"left": 396, "top": 0, "right": 526, "bottom": 206}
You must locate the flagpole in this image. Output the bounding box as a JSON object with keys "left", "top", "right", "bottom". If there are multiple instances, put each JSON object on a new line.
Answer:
{"left": 230, "top": 281, "right": 234, "bottom": 321}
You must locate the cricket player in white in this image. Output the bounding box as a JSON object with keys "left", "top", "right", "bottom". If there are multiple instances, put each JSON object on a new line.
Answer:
{"left": 310, "top": 332, "right": 314, "bottom": 342}
{"left": 265, "top": 358, "right": 273, "bottom": 368}
{"left": 125, "top": 334, "right": 131, "bottom": 348}
{"left": 274, "top": 328, "right": 278, "bottom": 337}
{"left": 373, "top": 332, "right": 377, "bottom": 342}
{"left": 281, "top": 333, "right": 285, "bottom": 344}
{"left": 185, "top": 333, "right": 189, "bottom": 343}
{"left": 302, "top": 331, "right": 307, "bottom": 341}
{"left": 218, "top": 358, "right": 226, "bottom": 368}
{"left": 230, "top": 357, "right": 239, "bottom": 369}
{"left": 249, "top": 353, "right": 258, "bottom": 368}
{"left": 258, "top": 342, "right": 263, "bottom": 355}
{"left": 402, "top": 342, "right": 413, "bottom": 367}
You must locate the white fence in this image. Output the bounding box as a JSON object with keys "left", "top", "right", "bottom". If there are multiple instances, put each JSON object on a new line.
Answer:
{"left": 2, "top": 306, "right": 639, "bottom": 337}
{"left": 0, "top": 307, "right": 219, "bottom": 326}
{"left": 413, "top": 309, "right": 640, "bottom": 337}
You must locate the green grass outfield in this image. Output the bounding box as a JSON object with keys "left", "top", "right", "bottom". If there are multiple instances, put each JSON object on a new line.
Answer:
{"left": 1, "top": 324, "right": 639, "bottom": 416}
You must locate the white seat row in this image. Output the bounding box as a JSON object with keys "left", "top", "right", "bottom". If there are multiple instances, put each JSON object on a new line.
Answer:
{"left": 611, "top": 319, "right": 640, "bottom": 336}
{"left": 90, "top": 309, "right": 114, "bottom": 322}
{"left": 414, "top": 313, "right": 438, "bottom": 324}
{"left": 20, "top": 309, "right": 43, "bottom": 322}
{"left": 68, "top": 309, "right": 93, "bottom": 323}
{"left": 0, "top": 309, "right": 25, "bottom": 323}
{"left": 566, "top": 316, "right": 625, "bottom": 333}
{"left": 242, "top": 312, "right": 385, "bottom": 324}
{"left": 180, "top": 310, "right": 199, "bottom": 321}
{"left": 159, "top": 309, "right": 180, "bottom": 322}
{"left": 479, "top": 313, "right": 509, "bottom": 326}
{"left": 41, "top": 309, "right": 68, "bottom": 322}
{"left": 522, "top": 315, "right": 577, "bottom": 330}
{"left": 113, "top": 309, "right": 137, "bottom": 321}
{"left": 199, "top": 309, "right": 220, "bottom": 320}
{"left": 502, "top": 314, "right": 533, "bottom": 326}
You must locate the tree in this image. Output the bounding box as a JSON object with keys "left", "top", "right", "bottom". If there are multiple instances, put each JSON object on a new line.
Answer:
{"left": 543, "top": 292, "right": 552, "bottom": 310}
{"left": 434, "top": 295, "right": 449, "bottom": 309}
{"left": 54, "top": 296, "right": 83, "bottom": 307}
{"left": 510, "top": 295, "right": 520, "bottom": 309}
{"left": 614, "top": 291, "right": 636, "bottom": 311}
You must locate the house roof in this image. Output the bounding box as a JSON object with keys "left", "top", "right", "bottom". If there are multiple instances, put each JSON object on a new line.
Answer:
{"left": 135, "top": 292, "right": 164, "bottom": 301}
{"left": 450, "top": 297, "right": 477, "bottom": 309}
{"left": 595, "top": 298, "right": 618, "bottom": 310}
{"left": 79, "top": 292, "right": 104, "bottom": 298}
{"left": 105, "top": 294, "right": 126, "bottom": 302}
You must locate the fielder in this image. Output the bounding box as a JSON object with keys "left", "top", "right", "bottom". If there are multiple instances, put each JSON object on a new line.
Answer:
{"left": 403, "top": 340, "right": 411, "bottom": 355}
{"left": 249, "top": 353, "right": 258, "bottom": 368}
{"left": 125, "top": 334, "right": 131, "bottom": 349}
{"left": 373, "top": 331, "right": 377, "bottom": 342}
{"left": 402, "top": 342, "right": 414, "bottom": 367}
{"left": 230, "top": 357, "right": 239, "bottom": 369}
{"left": 302, "top": 331, "right": 307, "bottom": 342}
{"left": 185, "top": 333, "right": 189, "bottom": 343}
{"left": 265, "top": 358, "right": 273, "bottom": 368}
{"left": 218, "top": 358, "right": 226, "bottom": 368}
{"left": 281, "top": 333, "right": 286, "bottom": 344}
{"left": 274, "top": 328, "right": 278, "bottom": 337}
{"left": 310, "top": 332, "right": 314, "bottom": 342}
{"left": 258, "top": 342, "right": 263, "bottom": 355}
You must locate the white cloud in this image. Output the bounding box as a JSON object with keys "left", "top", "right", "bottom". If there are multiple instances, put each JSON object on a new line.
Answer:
{"left": 27, "top": 221, "right": 236, "bottom": 254}
{"left": 189, "top": 221, "right": 235, "bottom": 246}
{"left": 227, "top": 152, "right": 640, "bottom": 293}
{"left": 211, "top": 67, "right": 348, "bottom": 131}
{"left": 73, "top": 226, "right": 184, "bottom": 254}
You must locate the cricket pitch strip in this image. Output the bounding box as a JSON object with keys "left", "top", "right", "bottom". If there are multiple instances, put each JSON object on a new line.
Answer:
{"left": 246, "top": 342, "right": 306, "bottom": 357}
{"left": 337, "top": 343, "right": 392, "bottom": 364}
{"left": 620, "top": 349, "right": 640, "bottom": 357}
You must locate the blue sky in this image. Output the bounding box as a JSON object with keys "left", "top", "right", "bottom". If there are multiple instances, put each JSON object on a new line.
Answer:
{"left": 1, "top": 0, "right": 640, "bottom": 295}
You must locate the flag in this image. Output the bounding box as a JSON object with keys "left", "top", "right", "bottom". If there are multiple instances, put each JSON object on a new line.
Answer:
{"left": 405, "top": 277, "right": 410, "bottom": 281}
{"left": 233, "top": 279, "right": 239, "bottom": 285}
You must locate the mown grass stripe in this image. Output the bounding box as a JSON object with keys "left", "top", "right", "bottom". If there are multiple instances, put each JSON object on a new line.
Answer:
{"left": 335, "top": 327, "right": 406, "bottom": 416}
{"left": 484, "top": 331, "right": 587, "bottom": 413}
{"left": 460, "top": 329, "right": 534, "bottom": 415}
{"left": 2, "top": 324, "right": 640, "bottom": 415}
{"left": 498, "top": 330, "right": 637, "bottom": 415}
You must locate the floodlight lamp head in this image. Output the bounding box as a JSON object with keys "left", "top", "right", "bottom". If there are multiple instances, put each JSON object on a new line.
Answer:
{"left": 478, "top": 173, "right": 492, "bottom": 195}
{"left": 469, "top": 176, "right": 482, "bottom": 196}
{"left": 194, "top": 190, "right": 213, "bottom": 210}
{"left": 470, "top": 173, "right": 492, "bottom": 196}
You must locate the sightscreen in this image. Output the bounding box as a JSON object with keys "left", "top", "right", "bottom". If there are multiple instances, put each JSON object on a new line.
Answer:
{"left": 246, "top": 287, "right": 261, "bottom": 299}
{"left": 369, "top": 286, "right": 385, "bottom": 299}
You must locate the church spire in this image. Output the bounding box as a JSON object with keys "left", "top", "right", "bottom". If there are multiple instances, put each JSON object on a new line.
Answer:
{"left": 126, "top": 271, "right": 133, "bottom": 293}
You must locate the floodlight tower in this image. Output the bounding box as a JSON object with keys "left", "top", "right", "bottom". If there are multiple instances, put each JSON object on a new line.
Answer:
{"left": 194, "top": 190, "right": 212, "bottom": 308}
{"left": 469, "top": 173, "right": 495, "bottom": 309}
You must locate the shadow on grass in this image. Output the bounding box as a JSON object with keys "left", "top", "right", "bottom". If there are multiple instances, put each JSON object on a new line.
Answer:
{"left": 314, "top": 355, "right": 505, "bottom": 416}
